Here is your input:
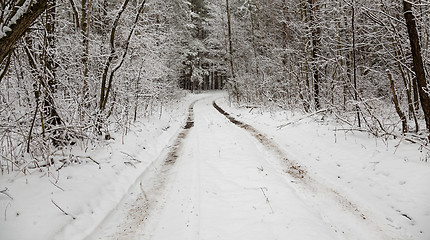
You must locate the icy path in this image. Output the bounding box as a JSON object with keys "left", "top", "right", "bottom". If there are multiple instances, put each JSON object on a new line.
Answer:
{"left": 87, "top": 95, "right": 395, "bottom": 240}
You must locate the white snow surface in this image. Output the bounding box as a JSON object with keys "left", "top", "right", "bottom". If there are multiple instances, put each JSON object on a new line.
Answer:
{"left": 0, "top": 92, "right": 429, "bottom": 240}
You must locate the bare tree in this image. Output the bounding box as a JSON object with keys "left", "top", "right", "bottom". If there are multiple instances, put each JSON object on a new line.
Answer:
{"left": 99, "top": 0, "right": 147, "bottom": 113}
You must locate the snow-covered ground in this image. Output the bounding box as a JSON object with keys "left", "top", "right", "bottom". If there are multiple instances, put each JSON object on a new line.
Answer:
{"left": 1, "top": 92, "right": 429, "bottom": 240}
{"left": 217, "top": 94, "right": 430, "bottom": 240}
{"left": 0, "top": 93, "right": 204, "bottom": 240}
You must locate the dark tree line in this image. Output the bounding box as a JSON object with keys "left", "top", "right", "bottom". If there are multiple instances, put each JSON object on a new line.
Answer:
{"left": 179, "top": 0, "right": 227, "bottom": 92}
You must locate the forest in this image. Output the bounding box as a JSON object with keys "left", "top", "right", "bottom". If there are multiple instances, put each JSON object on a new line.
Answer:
{"left": 0, "top": 0, "right": 429, "bottom": 171}
{"left": 1, "top": 0, "right": 430, "bottom": 239}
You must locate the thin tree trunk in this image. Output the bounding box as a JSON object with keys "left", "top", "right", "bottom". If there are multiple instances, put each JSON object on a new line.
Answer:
{"left": 250, "top": 9, "right": 260, "bottom": 79}
{"left": 308, "top": 0, "right": 321, "bottom": 110}
{"left": 101, "top": 0, "right": 146, "bottom": 111}
{"left": 300, "top": 0, "right": 311, "bottom": 112}
{"left": 81, "top": 0, "right": 90, "bottom": 121}
{"left": 225, "top": 0, "right": 235, "bottom": 79}
{"left": 387, "top": 70, "right": 408, "bottom": 133}
{"left": 27, "top": 83, "right": 41, "bottom": 153}
{"left": 225, "top": 0, "right": 239, "bottom": 102}
{"left": 351, "top": 0, "right": 361, "bottom": 127}
{"left": 69, "top": 0, "right": 80, "bottom": 28}
{"left": 391, "top": 37, "right": 419, "bottom": 132}
{"left": 99, "top": 0, "right": 132, "bottom": 111}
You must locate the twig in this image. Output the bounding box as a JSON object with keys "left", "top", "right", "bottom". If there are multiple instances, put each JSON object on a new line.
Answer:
{"left": 120, "top": 151, "right": 141, "bottom": 163}
{"left": 334, "top": 113, "right": 353, "bottom": 126}
{"left": 77, "top": 156, "right": 101, "bottom": 169}
{"left": 4, "top": 202, "right": 11, "bottom": 221}
{"left": 260, "top": 187, "right": 274, "bottom": 214}
{"left": 49, "top": 180, "right": 65, "bottom": 191}
{"left": 334, "top": 128, "right": 369, "bottom": 133}
{"left": 0, "top": 187, "right": 13, "bottom": 200}
{"left": 56, "top": 161, "right": 68, "bottom": 171}
{"left": 124, "top": 161, "right": 136, "bottom": 168}
{"left": 51, "top": 199, "right": 76, "bottom": 220}
{"left": 0, "top": 155, "right": 26, "bottom": 174}
{"left": 140, "top": 182, "right": 148, "bottom": 202}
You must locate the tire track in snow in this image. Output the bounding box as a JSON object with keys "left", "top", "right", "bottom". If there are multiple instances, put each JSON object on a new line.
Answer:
{"left": 212, "top": 101, "right": 304, "bottom": 179}
{"left": 118, "top": 101, "right": 198, "bottom": 238}
{"left": 164, "top": 101, "right": 196, "bottom": 165}
{"left": 212, "top": 100, "right": 397, "bottom": 240}
{"left": 86, "top": 100, "right": 199, "bottom": 240}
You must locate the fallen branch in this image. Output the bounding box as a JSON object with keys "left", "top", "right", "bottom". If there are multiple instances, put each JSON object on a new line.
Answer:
{"left": 334, "top": 128, "right": 430, "bottom": 151}
{"left": 388, "top": 133, "right": 430, "bottom": 150}
{"left": 277, "top": 108, "right": 328, "bottom": 129}
{"left": 334, "top": 128, "right": 369, "bottom": 133}
{"left": 51, "top": 199, "right": 76, "bottom": 220}
{"left": 405, "top": 132, "right": 430, "bottom": 143}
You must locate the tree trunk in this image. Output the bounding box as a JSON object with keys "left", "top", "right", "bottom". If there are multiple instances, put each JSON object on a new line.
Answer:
{"left": 308, "top": 0, "right": 321, "bottom": 110}
{"left": 351, "top": 0, "right": 361, "bottom": 127}
{"left": 81, "top": 0, "right": 90, "bottom": 121}
{"left": 300, "top": 1, "right": 311, "bottom": 112}
{"left": 225, "top": 0, "right": 235, "bottom": 78}
{"left": 225, "top": 0, "right": 239, "bottom": 102}
{"left": 69, "top": 0, "right": 80, "bottom": 28}
{"left": 403, "top": 0, "right": 430, "bottom": 133}
{"left": 44, "top": 0, "right": 63, "bottom": 146}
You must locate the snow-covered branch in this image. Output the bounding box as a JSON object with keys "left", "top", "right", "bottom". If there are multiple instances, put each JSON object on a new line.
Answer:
{"left": 0, "top": 0, "right": 47, "bottom": 64}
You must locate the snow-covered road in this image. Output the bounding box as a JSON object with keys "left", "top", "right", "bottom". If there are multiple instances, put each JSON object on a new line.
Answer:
{"left": 87, "top": 95, "right": 398, "bottom": 240}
